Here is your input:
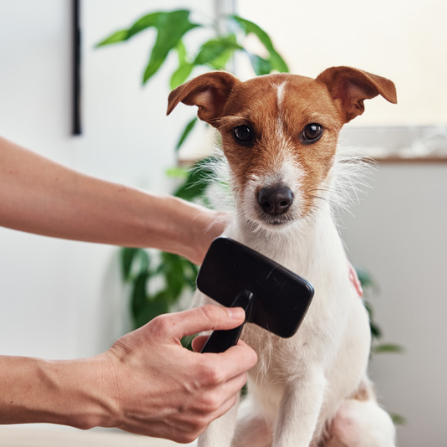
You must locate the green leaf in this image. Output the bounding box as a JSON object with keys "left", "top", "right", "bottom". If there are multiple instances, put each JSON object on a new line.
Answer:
{"left": 372, "top": 343, "right": 404, "bottom": 354}
{"left": 160, "top": 252, "right": 187, "bottom": 300}
{"left": 181, "top": 334, "right": 197, "bottom": 350}
{"left": 181, "top": 258, "right": 199, "bottom": 289}
{"left": 229, "top": 15, "right": 289, "bottom": 73}
{"left": 247, "top": 53, "right": 273, "bottom": 76}
{"left": 170, "top": 41, "right": 194, "bottom": 89}
{"left": 134, "top": 293, "right": 170, "bottom": 329}
{"left": 194, "top": 35, "right": 242, "bottom": 66}
{"left": 96, "top": 29, "right": 129, "bottom": 47}
{"left": 209, "top": 48, "right": 235, "bottom": 70}
{"left": 173, "top": 157, "right": 215, "bottom": 201}
{"left": 269, "top": 50, "right": 289, "bottom": 73}
{"left": 170, "top": 62, "right": 194, "bottom": 89}
{"left": 121, "top": 247, "right": 138, "bottom": 281}
{"left": 175, "top": 40, "right": 188, "bottom": 64}
{"left": 96, "top": 12, "right": 165, "bottom": 47}
{"left": 390, "top": 413, "right": 406, "bottom": 425}
{"left": 165, "top": 167, "right": 189, "bottom": 180}
{"left": 130, "top": 271, "right": 150, "bottom": 318}
{"left": 370, "top": 321, "right": 382, "bottom": 339}
{"left": 120, "top": 247, "right": 150, "bottom": 281}
{"left": 142, "top": 10, "right": 200, "bottom": 84}
{"left": 230, "top": 15, "right": 275, "bottom": 51}
{"left": 96, "top": 10, "right": 200, "bottom": 84}
{"left": 175, "top": 117, "right": 198, "bottom": 151}
{"left": 126, "top": 12, "right": 164, "bottom": 38}
{"left": 356, "top": 267, "right": 375, "bottom": 289}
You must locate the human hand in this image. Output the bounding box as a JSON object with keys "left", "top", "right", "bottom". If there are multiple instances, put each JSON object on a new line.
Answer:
{"left": 100, "top": 305, "right": 257, "bottom": 443}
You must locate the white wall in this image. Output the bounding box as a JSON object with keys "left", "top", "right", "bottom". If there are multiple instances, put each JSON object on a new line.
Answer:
{"left": 339, "top": 164, "right": 447, "bottom": 447}
{"left": 0, "top": 0, "right": 215, "bottom": 360}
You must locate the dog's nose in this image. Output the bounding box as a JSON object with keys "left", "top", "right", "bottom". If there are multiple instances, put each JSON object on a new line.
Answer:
{"left": 258, "top": 186, "right": 294, "bottom": 215}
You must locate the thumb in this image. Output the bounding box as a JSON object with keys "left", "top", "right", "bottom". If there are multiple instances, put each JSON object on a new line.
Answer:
{"left": 163, "top": 305, "right": 245, "bottom": 340}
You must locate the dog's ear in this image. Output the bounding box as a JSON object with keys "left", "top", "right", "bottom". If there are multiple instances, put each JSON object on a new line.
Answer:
{"left": 316, "top": 66, "right": 397, "bottom": 123}
{"left": 166, "top": 71, "right": 239, "bottom": 126}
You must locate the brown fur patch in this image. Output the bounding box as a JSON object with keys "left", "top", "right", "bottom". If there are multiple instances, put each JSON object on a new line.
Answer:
{"left": 350, "top": 380, "right": 376, "bottom": 402}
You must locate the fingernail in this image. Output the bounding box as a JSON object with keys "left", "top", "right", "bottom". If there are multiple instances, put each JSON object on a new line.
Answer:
{"left": 227, "top": 307, "right": 245, "bottom": 320}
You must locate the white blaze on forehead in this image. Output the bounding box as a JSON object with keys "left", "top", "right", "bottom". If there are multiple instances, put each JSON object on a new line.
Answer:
{"left": 276, "top": 81, "right": 287, "bottom": 109}
{"left": 275, "top": 81, "right": 287, "bottom": 138}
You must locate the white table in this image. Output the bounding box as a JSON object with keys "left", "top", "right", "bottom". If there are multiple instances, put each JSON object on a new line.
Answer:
{"left": 0, "top": 426, "right": 196, "bottom": 447}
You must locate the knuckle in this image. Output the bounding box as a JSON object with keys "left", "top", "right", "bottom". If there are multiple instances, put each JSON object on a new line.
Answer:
{"left": 229, "top": 393, "right": 238, "bottom": 409}
{"left": 247, "top": 347, "right": 258, "bottom": 367}
{"left": 190, "top": 415, "right": 212, "bottom": 438}
{"left": 198, "top": 304, "right": 225, "bottom": 327}
{"left": 189, "top": 417, "right": 207, "bottom": 433}
{"left": 201, "top": 363, "right": 223, "bottom": 386}
{"left": 236, "top": 344, "right": 258, "bottom": 369}
{"left": 199, "top": 393, "right": 221, "bottom": 413}
{"left": 148, "top": 314, "right": 171, "bottom": 337}
{"left": 237, "top": 372, "right": 248, "bottom": 388}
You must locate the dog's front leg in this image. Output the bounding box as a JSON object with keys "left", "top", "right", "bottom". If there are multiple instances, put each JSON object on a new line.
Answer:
{"left": 273, "top": 370, "right": 326, "bottom": 447}
{"left": 198, "top": 396, "right": 239, "bottom": 447}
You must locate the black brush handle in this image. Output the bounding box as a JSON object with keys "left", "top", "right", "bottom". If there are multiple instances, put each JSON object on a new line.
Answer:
{"left": 201, "top": 290, "right": 253, "bottom": 353}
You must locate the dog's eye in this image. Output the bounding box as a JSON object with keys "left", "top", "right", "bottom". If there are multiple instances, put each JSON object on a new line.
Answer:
{"left": 302, "top": 123, "right": 323, "bottom": 143}
{"left": 233, "top": 125, "right": 253, "bottom": 143}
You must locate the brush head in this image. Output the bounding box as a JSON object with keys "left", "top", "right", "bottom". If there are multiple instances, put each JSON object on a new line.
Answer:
{"left": 197, "top": 237, "right": 314, "bottom": 338}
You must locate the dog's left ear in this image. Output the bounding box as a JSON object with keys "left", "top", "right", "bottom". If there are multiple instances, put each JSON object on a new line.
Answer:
{"left": 167, "top": 71, "right": 239, "bottom": 126}
{"left": 316, "top": 66, "right": 397, "bottom": 123}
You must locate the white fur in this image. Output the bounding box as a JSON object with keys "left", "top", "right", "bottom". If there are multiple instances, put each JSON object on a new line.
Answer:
{"left": 195, "top": 100, "right": 395, "bottom": 447}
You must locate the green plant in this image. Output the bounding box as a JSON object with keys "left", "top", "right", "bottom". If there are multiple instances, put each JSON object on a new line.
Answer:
{"left": 356, "top": 268, "right": 403, "bottom": 356}
{"left": 97, "top": 8, "right": 289, "bottom": 332}
{"left": 97, "top": 10, "right": 289, "bottom": 156}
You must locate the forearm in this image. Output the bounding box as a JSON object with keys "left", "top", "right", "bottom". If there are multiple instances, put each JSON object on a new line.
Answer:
{"left": 0, "top": 355, "right": 114, "bottom": 429}
{"left": 0, "top": 137, "right": 224, "bottom": 262}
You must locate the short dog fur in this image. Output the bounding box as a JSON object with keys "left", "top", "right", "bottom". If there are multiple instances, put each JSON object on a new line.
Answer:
{"left": 168, "top": 67, "right": 397, "bottom": 447}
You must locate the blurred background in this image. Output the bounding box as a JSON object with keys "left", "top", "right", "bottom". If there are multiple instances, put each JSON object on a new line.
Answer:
{"left": 0, "top": 0, "right": 446, "bottom": 446}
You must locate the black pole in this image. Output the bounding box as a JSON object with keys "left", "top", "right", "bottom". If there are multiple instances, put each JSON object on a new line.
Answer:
{"left": 72, "top": 0, "right": 81, "bottom": 135}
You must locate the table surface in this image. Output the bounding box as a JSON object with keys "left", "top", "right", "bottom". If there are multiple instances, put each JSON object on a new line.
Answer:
{"left": 0, "top": 426, "right": 196, "bottom": 447}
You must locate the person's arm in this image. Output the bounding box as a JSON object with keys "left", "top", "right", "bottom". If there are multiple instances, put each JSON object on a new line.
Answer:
{"left": 0, "top": 305, "right": 257, "bottom": 443}
{"left": 0, "top": 137, "right": 226, "bottom": 264}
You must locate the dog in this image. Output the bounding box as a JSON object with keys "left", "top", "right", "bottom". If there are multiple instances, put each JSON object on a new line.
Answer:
{"left": 167, "top": 67, "right": 397, "bottom": 447}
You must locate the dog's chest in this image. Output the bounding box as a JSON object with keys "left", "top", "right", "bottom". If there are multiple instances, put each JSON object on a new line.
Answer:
{"left": 222, "top": 219, "right": 358, "bottom": 374}
{"left": 242, "top": 323, "right": 304, "bottom": 374}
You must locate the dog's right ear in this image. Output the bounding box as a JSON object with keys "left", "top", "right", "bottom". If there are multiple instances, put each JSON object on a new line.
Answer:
{"left": 316, "top": 66, "right": 397, "bottom": 123}
{"left": 166, "top": 71, "right": 239, "bottom": 126}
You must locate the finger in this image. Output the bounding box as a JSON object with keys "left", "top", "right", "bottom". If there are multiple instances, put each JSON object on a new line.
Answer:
{"left": 207, "top": 392, "right": 239, "bottom": 424}
{"left": 158, "top": 305, "right": 246, "bottom": 340}
{"left": 202, "top": 342, "right": 258, "bottom": 381}
{"left": 221, "top": 371, "right": 248, "bottom": 397}
{"left": 191, "top": 335, "right": 208, "bottom": 352}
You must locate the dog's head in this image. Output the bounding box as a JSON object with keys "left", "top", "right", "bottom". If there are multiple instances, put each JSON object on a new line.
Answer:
{"left": 167, "top": 67, "right": 396, "bottom": 230}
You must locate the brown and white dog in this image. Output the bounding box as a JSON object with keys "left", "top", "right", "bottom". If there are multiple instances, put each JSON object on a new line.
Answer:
{"left": 167, "top": 67, "right": 397, "bottom": 447}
